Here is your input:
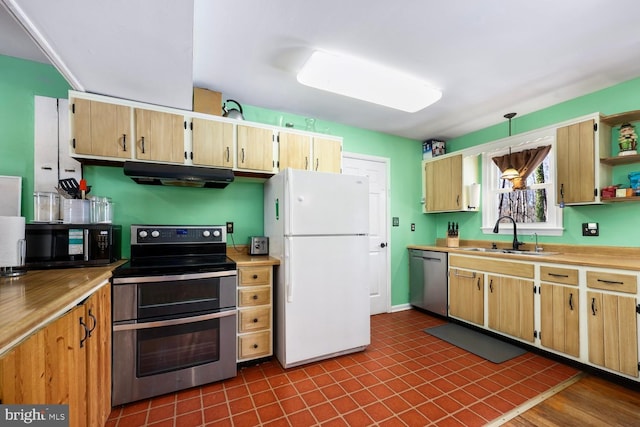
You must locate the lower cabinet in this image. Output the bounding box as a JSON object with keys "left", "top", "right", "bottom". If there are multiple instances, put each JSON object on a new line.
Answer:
{"left": 0, "top": 283, "right": 111, "bottom": 427}
{"left": 449, "top": 267, "right": 484, "bottom": 325}
{"left": 237, "top": 266, "right": 273, "bottom": 361}
{"left": 586, "top": 270, "right": 638, "bottom": 378}
{"left": 487, "top": 275, "right": 534, "bottom": 342}
{"left": 540, "top": 283, "right": 580, "bottom": 357}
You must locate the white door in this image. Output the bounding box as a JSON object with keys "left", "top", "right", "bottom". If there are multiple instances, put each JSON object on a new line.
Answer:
{"left": 342, "top": 153, "right": 390, "bottom": 315}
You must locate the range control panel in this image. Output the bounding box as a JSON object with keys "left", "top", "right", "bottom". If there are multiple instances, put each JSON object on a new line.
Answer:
{"left": 131, "top": 225, "right": 226, "bottom": 244}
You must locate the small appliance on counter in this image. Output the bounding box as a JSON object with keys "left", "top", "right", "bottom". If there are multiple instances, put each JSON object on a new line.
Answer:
{"left": 249, "top": 236, "right": 269, "bottom": 255}
{"left": 24, "top": 223, "right": 121, "bottom": 269}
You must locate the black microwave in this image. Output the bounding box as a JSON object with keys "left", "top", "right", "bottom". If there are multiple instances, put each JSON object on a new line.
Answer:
{"left": 25, "top": 223, "right": 121, "bottom": 269}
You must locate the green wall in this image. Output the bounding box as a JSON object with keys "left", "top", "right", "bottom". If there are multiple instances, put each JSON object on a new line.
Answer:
{"left": 439, "top": 77, "right": 640, "bottom": 249}
{"left": 0, "top": 55, "right": 427, "bottom": 307}
{"left": 3, "top": 53, "right": 639, "bottom": 308}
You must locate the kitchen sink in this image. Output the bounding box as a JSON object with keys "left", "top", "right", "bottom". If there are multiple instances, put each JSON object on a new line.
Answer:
{"left": 458, "top": 247, "right": 560, "bottom": 256}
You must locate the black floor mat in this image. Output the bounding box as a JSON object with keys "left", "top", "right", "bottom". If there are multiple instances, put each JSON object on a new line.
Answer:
{"left": 424, "top": 323, "right": 527, "bottom": 364}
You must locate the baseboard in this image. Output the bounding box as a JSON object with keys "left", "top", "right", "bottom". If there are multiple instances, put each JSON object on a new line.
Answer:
{"left": 390, "top": 303, "right": 412, "bottom": 312}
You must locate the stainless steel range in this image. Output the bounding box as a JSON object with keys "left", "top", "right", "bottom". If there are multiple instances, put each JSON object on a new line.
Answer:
{"left": 110, "top": 225, "right": 237, "bottom": 406}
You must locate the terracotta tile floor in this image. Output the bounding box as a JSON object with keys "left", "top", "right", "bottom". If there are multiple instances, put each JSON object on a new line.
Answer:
{"left": 106, "top": 309, "right": 579, "bottom": 426}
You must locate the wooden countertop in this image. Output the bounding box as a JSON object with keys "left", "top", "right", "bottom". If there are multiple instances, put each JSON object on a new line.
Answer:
{"left": 0, "top": 261, "right": 125, "bottom": 358}
{"left": 408, "top": 242, "right": 640, "bottom": 272}
{"left": 227, "top": 246, "right": 280, "bottom": 267}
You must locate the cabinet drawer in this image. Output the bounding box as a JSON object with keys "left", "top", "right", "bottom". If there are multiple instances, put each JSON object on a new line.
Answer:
{"left": 239, "top": 266, "right": 272, "bottom": 286}
{"left": 238, "top": 330, "right": 271, "bottom": 359}
{"left": 238, "top": 287, "right": 271, "bottom": 307}
{"left": 449, "top": 255, "right": 534, "bottom": 279}
{"left": 238, "top": 307, "right": 271, "bottom": 333}
{"left": 587, "top": 271, "right": 637, "bottom": 294}
{"left": 540, "top": 266, "right": 578, "bottom": 286}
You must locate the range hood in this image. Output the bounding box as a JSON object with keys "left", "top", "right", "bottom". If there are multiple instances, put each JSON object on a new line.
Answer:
{"left": 123, "top": 161, "right": 234, "bottom": 188}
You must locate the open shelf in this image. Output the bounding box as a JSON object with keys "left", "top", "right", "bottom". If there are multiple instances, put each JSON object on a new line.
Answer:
{"left": 601, "top": 110, "right": 640, "bottom": 127}
{"left": 600, "top": 153, "right": 640, "bottom": 166}
{"left": 601, "top": 195, "right": 640, "bottom": 203}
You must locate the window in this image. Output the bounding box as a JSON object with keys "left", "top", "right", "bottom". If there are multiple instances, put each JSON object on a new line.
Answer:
{"left": 481, "top": 131, "right": 563, "bottom": 236}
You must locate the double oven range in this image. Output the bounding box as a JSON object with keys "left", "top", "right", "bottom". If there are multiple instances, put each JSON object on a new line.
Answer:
{"left": 111, "top": 225, "right": 237, "bottom": 406}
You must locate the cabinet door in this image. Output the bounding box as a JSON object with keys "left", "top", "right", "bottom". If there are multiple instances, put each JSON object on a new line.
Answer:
{"left": 85, "top": 285, "right": 112, "bottom": 427}
{"left": 279, "top": 132, "right": 311, "bottom": 170}
{"left": 191, "top": 118, "right": 233, "bottom": 167}
{"left": 237, "top": 125, "right": 274, "bottom": 171}
{"left": 424, "top": 155, "right": 463, "bottom": 212}
{"left": 135, "top": 108, "right": 185, "bottom": 163}
{"left": 556, "top": 119, "right": 595, "bottom": 204}
{"left": 449, "top": 268, "right": 483, "bottom": 325}
{"left": 0, "top": 328, "right": 47, "bottom": 403}
{"left": 540, "top": 283, "right": 580, "bottom": 356}
{"left": 312, "top": 137, "right": 341, "bottom": 173}
{"left": 72, "top": 98, "right": 130, "bottom": 158}
{"left": 587, "top": 291, "right": 638, "bottom": 377}
{"left": 488, "top": 275, "right": 534, "bottom": 342}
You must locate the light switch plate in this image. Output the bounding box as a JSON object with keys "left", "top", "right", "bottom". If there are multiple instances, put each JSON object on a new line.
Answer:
{"left": 582, "top": 222, "right": 599, "bottom": 236}
{"left": 392, "top": 217, "right": 399, "bottom": 227}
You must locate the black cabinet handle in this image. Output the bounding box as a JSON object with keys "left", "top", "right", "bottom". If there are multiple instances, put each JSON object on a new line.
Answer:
{"left": 87, "top": 309, "right": 97, "bottom": 337}
{"left": 253, "top": 344, "right": 259, "bottom": 349}
{"left": 315, "top": 159, "right": 319, "bottom": 171}
{"left": 253, "top": 318, "right": 258, "bottom": 323}
{"left": 548, "top": 273, "right": 569, "bottom": 278}
{"left": 597, "top": 278, "right": 624, "bottom": 285}
{"left": 122, "top": 134, "right": 127, "bottom": 152}
{"left": 591, "top": 298, "right": 597, "bottom": 315}
{"left": 141, "top": 136, "right": 145, "bottom": 154}
{"left": 252, "top": 295, "right": 258, "bottom": 300}
{"left": 226, "top": 147, "right": 230, "bottom": 162}
{"left": 476, "top": 278, "right": 481, "bottom": 290}
{"left": 79, "top": 316, "right": 89, "bottom": 348}
{"left": 569, "top": 293, "right": 574, "bottom": 311}
{"left": 241, "top": 148, "right": 245, "bottom": 163}
{"left": 489, "top": 279, "right": 493, "bottom": 293}
{"left": 253, "top": 274, "right": 258, "bottom": 279}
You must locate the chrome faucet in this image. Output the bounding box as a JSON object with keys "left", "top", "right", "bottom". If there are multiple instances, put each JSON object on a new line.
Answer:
{"left": 534, "top": 233, "right": 543, "bottom": 252}
{"left": 493, "top": 216, "right": 523, "bottom": 250}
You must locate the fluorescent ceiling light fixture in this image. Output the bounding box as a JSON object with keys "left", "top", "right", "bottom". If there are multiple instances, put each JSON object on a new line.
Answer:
{"left": 297, "top": 50, "right": 442, "bottom": 113}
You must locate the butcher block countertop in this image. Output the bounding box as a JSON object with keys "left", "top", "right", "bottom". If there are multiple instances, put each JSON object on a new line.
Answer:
{"left": 408, "top": 240, "right": 640, "bottom": 272}
{"left": 227, "top": 246, "right": 280, "bottom": 267}
{"left": 0, "top": 261, "right": 126, "bottom": 358}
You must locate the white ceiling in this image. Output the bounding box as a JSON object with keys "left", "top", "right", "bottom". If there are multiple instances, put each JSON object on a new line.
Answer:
{"left": 3, "top": 0, "right": 640, "bottom": 140}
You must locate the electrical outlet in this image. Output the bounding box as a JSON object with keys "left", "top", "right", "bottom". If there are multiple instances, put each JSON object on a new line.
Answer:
{"left": 392, "top": 217, "right": 399, "bottom": 227}
{"left": 411, "top": 223, "right": 415, "bottom": 232}
{"left": 226, "top": 222, "right": 234, "bottom": 234}
{"left": 582, "top": 222, "right": 599, "bottom": 236}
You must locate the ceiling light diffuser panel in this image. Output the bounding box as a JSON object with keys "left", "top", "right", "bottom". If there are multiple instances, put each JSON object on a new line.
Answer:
{"left": 297, "top": 50, "right": 442, "bottom": 113}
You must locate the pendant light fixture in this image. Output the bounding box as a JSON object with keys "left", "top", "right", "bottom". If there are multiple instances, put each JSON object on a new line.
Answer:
{"left": 501, "top": 112, "right": 520, "bottom": 180}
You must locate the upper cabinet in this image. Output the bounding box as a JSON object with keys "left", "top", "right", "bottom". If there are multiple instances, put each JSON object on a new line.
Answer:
{"left": 71, "top": 97, "right": 130, "bottom": 159}
{"left": 237, "top": 124, "right": 275, "bottom": 172}
{"left": 191, "top": 117, "right": 233, "bottom": 168}
{"left": 423, "top": 154, "right": 478, "bottom": 213}
{"left": 68, "top": 90, "right": 343, "bottom": 176}
{"left": 134, "top": 108, "right": 185, "bottom": 164}
{"left": 556, "top": 117, "right": 611, "bottom": 205}
{"left": 313, "top": 136, "right": 342, "bottom": 173}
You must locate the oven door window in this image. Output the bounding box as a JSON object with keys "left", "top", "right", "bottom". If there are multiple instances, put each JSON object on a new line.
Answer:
{"left": 137, "top": 318, "right": 220, "bottom": 377}
{"left": 138, "top": 278, "right": 221, "bottom": 320}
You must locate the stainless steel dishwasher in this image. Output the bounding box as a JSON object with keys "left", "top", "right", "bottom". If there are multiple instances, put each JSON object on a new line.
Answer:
{"left": 409, "top": 249, "right": 448, "bottom": 316}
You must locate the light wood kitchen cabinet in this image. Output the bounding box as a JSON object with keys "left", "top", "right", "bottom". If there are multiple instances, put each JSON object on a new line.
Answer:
{"left": 237, "top": 265, "right": 273, "bottom": 361}
{"left": 539, "top": 265, "right": 580, "bottom": 357}
{"left": 135, "top": 108, "right": 185, "bottom": 163}
{"left": 71, "top": 97, "right": 131, "bottom": 158}
{"left": 587, "top": 269, "right": 638, "bottom": 377}
{"left": 237, "top": 124, "right": 275, "bottom": 172}
{"left": 312, "top": 136, "right": 342, "bottom": 173}
{"left": 423, "top": 154, "right": 478, "bottom": 213}
{"left": 191, "top": 117, "right": 233, "bottom": 168}
{"left": 556, "top": 117, "right": 611, "bottom": 205}
{"left": 487, "top": 275, "right": 534, "bottom": 342}
{"left": 449, "top": 268, "right": 484, "bottom": 325}
{"left": 279, "top": 131, "right": 311, "bottom": 170}
{"left": 0, "top": 284, "right": 111, "bottom": 427}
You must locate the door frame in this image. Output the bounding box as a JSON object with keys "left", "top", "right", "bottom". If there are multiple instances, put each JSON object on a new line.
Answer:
{"left": 342, "top": 151, "right": 391, "bottom": 314}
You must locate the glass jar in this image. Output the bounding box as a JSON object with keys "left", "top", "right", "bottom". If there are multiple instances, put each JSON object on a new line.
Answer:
{"left": 33, "top": 192, "right": 60, "bottom": 222}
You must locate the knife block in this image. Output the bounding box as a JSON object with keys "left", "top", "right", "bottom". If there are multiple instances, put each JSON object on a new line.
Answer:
{"left": 446, "top": 237, "right": 459, "bottom": 248}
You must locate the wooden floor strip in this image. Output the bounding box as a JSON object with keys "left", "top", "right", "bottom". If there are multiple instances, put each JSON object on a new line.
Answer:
{"left": 485, "top": 372, "right": 586, "bottom": 426}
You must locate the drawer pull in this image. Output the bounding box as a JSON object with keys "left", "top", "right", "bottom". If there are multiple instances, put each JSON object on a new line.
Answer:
{"left": 548, "top": 273, "right": 569, "bottom": 278}
{"left": 253, "top": 274, "right": 258, "bottom": 279}
{"left": 253, "top": 318, "right": 259, "bottom": 323}
{"left": 252, "top": 295, "right": 258, "bottom": 300}
{"left": 454, "top": 270, "right": 476, "bottom": 279}
{"left": 253, "top": 344, "right": 259, "bottom": 349}
{"left": 597, "top": 278, "right": 624, "bottom": 285}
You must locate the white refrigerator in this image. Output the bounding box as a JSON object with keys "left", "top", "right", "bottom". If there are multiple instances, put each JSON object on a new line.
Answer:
{"left": 264, "top": 168, "right": 370, "bottom": 368}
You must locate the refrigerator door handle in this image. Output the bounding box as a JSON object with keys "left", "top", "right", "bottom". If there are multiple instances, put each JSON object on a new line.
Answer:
{"left": 285, "top": 240, "right": 293, "bottom": 302}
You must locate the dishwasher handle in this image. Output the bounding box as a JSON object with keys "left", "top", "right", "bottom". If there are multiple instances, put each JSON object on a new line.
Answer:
{"left": 422, "top": 256, "right": 442, "bottom": 262}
